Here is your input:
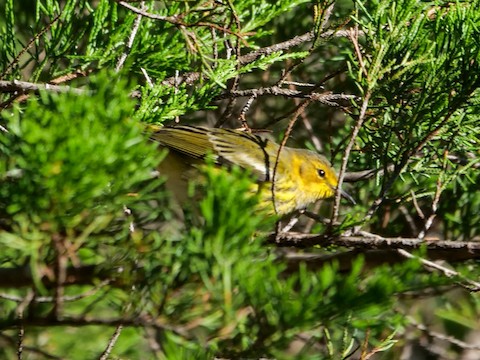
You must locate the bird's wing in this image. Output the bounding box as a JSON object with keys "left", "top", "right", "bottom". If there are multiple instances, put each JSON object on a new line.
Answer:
{"left": 207, "top": 128, "right": 280, "bottom": 181}
{"left": 150, "top": 125, "right": 216, "bottom": 159}
{"left": 149, "top": 125, "right": 283, "bottom": 181}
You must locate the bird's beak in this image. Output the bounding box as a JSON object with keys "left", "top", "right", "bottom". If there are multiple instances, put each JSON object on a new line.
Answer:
{"left": 340, "top": 188, "right": 356, "bottom": 205}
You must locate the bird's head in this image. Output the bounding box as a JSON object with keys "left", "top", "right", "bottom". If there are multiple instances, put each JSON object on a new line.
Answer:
{"left": 296, "top": 151, "right": 355, "bottom": 205}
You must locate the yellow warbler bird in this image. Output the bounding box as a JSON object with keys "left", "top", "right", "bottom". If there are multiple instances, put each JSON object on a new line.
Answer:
{"left": 149, "top": 125, "right": 354, "bottom": 215}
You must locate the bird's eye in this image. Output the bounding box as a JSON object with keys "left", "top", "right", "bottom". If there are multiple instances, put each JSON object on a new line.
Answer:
{"left": 317, "top": 169, "right": 326, "bottom": 178}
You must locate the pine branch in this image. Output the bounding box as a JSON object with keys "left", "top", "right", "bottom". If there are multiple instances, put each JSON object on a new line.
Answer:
{"left": 161, "top": 28, "right": 362, "bottom": 87}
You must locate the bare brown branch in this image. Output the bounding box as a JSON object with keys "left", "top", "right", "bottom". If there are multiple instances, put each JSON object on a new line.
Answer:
{"left": 0, "top": 80, "right": 87, "bottom": 95}
{"left": 270, "top": 232, "right": 480, "bottom": 253}
{"left": 215, "top": 87, "right": 358, "bottom": 105}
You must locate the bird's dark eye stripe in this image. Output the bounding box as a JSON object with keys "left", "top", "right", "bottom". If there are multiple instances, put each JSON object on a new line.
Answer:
{"left": 317, "top": 169, "right": 326, "bottom": 177}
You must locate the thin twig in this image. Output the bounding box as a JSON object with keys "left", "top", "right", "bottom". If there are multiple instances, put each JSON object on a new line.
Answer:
{"left": 282, "top": 81, "right": 317, "bottom": 87}
{"left": 272, "top": 100, "right": 312, "bottom": 215}
{"left": 17, "top": 319, "right": 24, "bottom": 360}
{"left": 349, "top": 26, "right": 367, "bottom": 77}
{"left": 116, "top": 1, "right": 144, "bottom": 72}
{"left": 4, "top": 315, "right": 189, "bottom": 337}
{"left": 16, "top": 291, "right": 35, "bottom": 360}
{"left": 397, "top": 249, "right": 480, "bottom": 291}
{"left": 50, "top": 69, "right": 92, "bottom": 85}
{"left": 216, "top": 87, "right": 358, "bottom": 104}
{"left": 237, "top": 94, "right": 256, "bottom": 130}
{"left": 124, "top": 206, "right": 135, "bottom": 233}
{"left": 144, "top": 327, "right": 163, "bottom": 355}
{"left": 216, "top": 1, "right": 243, "bottom": 127}
{"left": 1, "top": 13, "right": 62, "bottom": 79}
{"left": 0, "top": 80, "right": 87, "bottom": 95}
{"left": 141, "top": 68, "right": 154, "bottom": 88}
{"left": 239, "top": 29, "right": 362, "bottom": 65}
{"left": 16, "top": 291, "right": 35, "bottom": 321}
{"left": 52, "top": 234, "right": 68, "bottom": 319}
{"left": 286, "top": 64, "right": 324, "bottom": 152}
{"left": 282, "top": 249, "right": 479, "bottom": 278}
{"left": 281, "top": 216, "right": 301, "bottom": 233}
{"left": 398, "top": 205, "right": 419, "bottom": 235}
{"left": 343, "top": 165, "right": 394, "bottom": 182}
{"left": 99, "top": 325, "right": 124, "bottom": 360}
{"left": 418, "top": 151, "right": 446, "bottom": 239}
{"left": 160, "top": 28, "right": 363, "bottom": 87}
{"left": 409, "top": 316, "right": 480, "bottom": 351}
{"left": 118, "top": 1, "right": 177, "bottom": 22}
{"left": 411, "top": 190, "right": 426, "bottom": 219}
{"left": 0, "top": 280, "right": 110, "bottom": 303}
{"left": 0, "top": 72, "right": 90, "bottom": 109}
{"left": 302, "top": 210, "right": 334, "bottom": 225}
{"left": 0, "top": 264, "right": 119, "bottom": 288}
{"left": 331, "top": 92, "right": 370, "bottom": 222}
{"left": 362, "top": 111, "right": 458, "bottom": 225}
{"left": 447, "top": 153, "right": 480, "bottom": 168}
{"left": 0, "top": 333, "right": 61, "bottom": 360}
{"left": 331, "top": 27, "right": 370, "bottom": 224}
{"left": 118, "top": 1, "right": 252, "bottom": 42}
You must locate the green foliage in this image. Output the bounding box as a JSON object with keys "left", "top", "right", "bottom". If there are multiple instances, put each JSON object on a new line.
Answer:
{"left": 0, "top": 73, "right": 168, "bottom": 285}
{"left": 344, "top": 0, "right": 480, "bottom": 238}
{"left": 1, "top": 0, "right": 480, "bottom": 358}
